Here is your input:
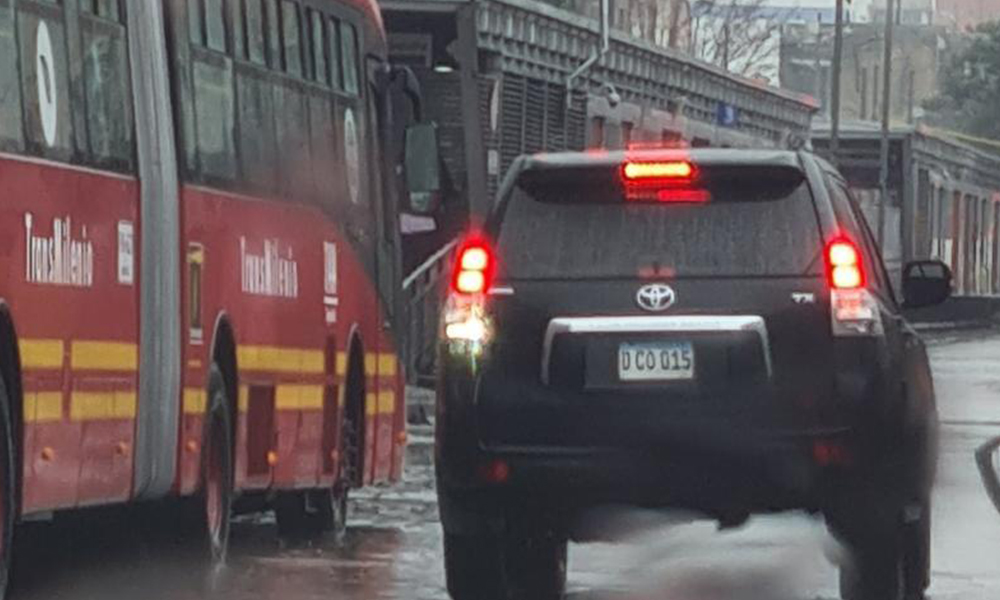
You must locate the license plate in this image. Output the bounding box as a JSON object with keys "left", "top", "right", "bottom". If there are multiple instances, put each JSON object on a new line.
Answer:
{"left": 617, "top": 342, "right": 695, "bottom": 381}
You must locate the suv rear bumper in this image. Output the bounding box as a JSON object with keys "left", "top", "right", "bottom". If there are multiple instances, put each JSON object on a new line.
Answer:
{"left": 436, "top": 430, "right": 859, "bottom": 533}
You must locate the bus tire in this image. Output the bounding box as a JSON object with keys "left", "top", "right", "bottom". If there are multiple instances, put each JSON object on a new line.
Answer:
{"left": 342, "top": 347, "right": 365, "bottom": 489}
{"left": 274, "top": 486, "right": 347, "bottom": 539}
{"left": 0, "top": 376, "right": 15, "bottom": 598}
{"left": 198, "top": 365, "right": 233, "bottom": 564}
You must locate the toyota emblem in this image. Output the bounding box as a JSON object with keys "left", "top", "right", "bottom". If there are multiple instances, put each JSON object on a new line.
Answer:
{"left": 636, "top": 283, "right": 676, "bottom": 312}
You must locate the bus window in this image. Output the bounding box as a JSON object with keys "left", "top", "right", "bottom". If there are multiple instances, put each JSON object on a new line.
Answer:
{"left": 205, "top": 0, "right": 226, "bottom": 52}
{"left": 188, "top": 0, "right": 203, "bottom": 45}
{"left": 309, "top": 9, "right": 327, "bottom": 85}
{"left": 280, "top": 0, "right": 301, "bottom": 77}
{"left": 83, "top": 0, "right": 121, "bottom": 22}
{"left": 274, "top": 83, "right": 309, "bottom": 198}
{"left": 264, "top": 0, "right": 280, "bottom": 69}
{"left": 236, "top": 74, "right": 277, "bottom": 191}
{"left": 231, "top": 0, "right": 243, "bottom": 58}
{"left": 244, "top": 0, "right": 266, "bottom": 65}
{"left": 81, "top": 7, "right": 134, "bottom": 168}
{"left": 340, "top": 21, "right": 358, "bottom": 95}
{"left": 328, "top": 17, "right": 342, "bottom": 90}
{"left": 0, "top": 0, "right": 24, "bottom": 151}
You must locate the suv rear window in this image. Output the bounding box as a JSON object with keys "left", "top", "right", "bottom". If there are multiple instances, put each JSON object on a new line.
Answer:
{"left": 495, "top": 164, "right": 823, "bottom": 280}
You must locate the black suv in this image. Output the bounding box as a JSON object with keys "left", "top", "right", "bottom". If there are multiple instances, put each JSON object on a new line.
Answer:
{"left": 435, "top": 149, "right": 952, "bottom": 600}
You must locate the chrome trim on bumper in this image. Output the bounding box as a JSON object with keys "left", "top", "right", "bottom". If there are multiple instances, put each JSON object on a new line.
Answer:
{"left": 541, "top": 315, "right": 773, "bottom": 385}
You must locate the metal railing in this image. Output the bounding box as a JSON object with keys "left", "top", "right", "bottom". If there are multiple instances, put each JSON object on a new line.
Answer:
{"left": 402, "top": 240, "right": 458, "bottom": 387}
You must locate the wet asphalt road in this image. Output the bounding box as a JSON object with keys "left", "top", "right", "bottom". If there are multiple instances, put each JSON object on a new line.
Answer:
{"left": 8, "top": 331, "right": 1000, "bottom": 600}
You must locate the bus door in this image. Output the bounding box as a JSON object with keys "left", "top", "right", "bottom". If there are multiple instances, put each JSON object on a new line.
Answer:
{"left": 365, "top": 56, "right": 401, "bottom": 483}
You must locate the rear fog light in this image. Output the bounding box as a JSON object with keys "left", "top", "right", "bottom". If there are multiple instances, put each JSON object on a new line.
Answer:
{"left": 812, "top": 441, "right": 852, "bottom": 467}
{"left": 478, "top": 459, "right": 510, "bottom": 484}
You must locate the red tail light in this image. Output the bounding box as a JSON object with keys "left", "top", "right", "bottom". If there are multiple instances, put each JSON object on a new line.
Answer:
{"left": 827, "top": 239, "right": 865, "bottom": 290}
{"left": 453, "top": 238, "right": 494, "bottom": 295}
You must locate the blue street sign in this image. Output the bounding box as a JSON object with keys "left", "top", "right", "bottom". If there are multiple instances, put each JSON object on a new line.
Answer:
{"left": 717, "top": 103, "right": 738, "bottom": 127}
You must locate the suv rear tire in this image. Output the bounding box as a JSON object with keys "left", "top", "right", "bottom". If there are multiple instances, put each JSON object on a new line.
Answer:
{"left": 443, "top": 531, "right": 567, "bottom": 600}
{"left": 838, "top": 540, "right": 903, "bottom": 600}
{"left": 831, "top": 495, "right": 913, "bottom": 600}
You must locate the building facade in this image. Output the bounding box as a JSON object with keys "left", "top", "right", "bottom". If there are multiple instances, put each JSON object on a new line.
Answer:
{"left": 781, "top": 22, "right": 964, "bottom": 123}
{"left": 561, "top": 0, "right": 692, "bottom": 49}
{"left": 936, "top": 0, "right": 1000, "bottom": 31}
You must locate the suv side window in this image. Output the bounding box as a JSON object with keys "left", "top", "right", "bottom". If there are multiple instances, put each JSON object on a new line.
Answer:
{"left": 825, "top": 173, "right": 897, "bottom": 306}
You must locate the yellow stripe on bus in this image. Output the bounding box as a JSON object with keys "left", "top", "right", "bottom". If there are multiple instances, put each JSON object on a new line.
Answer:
{"left": 378, "top": 354, "right": 397, "bottom": 377}
{"left": 238, "top": 385, "right": 249, "bottom": 414}
{"left": 20, "top": 339, "right": 64, "bottom": 370}
{"left": 336, "top": 352, "right": 397, "bottom": 378}
{"left": 377, "top": 390, "right": 396, "bottom": 414}
{"left": 25, "top": 391, "right": 63, "bottom": 423}
{"left": 335, "top": 352, "right": 348, "bottom": 377}
{"left": 237, "top": 345, "right": 324, "bottom": 374}
{"left": 70, "top": 391, "right": 136, "bottom": 421}
{"left": 275, "top": 384, "right": 324, "bottom": 411}
{"left": 70, "top": 341, "right": 137, "bottom": 372}
{"left": 183, "top": 388, "right": 206, "bottom": 415}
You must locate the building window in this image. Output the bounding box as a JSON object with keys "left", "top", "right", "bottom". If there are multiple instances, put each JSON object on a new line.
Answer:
{"left": 590, "top": 116, "right": 605, "bottom": 148}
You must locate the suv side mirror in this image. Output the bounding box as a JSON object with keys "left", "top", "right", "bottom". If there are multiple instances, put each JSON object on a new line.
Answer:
{"left": 404, "top": 122, "right": 442, "bottom": 214}
{"left": 902, "top": 260, "right": 952, "bottom": 309}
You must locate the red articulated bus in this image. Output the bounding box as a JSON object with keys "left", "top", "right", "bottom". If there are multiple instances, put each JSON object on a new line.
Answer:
{"left": 0, "top": 0, "right": 432, "bottom": 588}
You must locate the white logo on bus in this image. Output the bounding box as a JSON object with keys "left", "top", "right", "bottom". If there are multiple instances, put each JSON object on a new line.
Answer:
{"left": 117, "top": 221, "right": 134, "bottom": 285}
{"left": 24, "top": 213, "right": 94, "bottom": 288}
{"left": 35, "top": 21, "right": 58, "bottom": 147}
{"left": 344, "top": 108, "right": 360, "bottom": 205}
{"left": 240, "top": 237, "right": 299, "bottom": 299}
{"left": 323, "top": 241, "right": 338, "bottom": 324}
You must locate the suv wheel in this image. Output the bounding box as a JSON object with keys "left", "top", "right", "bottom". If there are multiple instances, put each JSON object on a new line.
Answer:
{"left": 443, "top": 531, "right": 567, "bottom": 600}
{"left": 831, "top": 499, "right": 906, "bottom": 600}
{"left": 838, "top": 540, "right": 903, "bottom": 600}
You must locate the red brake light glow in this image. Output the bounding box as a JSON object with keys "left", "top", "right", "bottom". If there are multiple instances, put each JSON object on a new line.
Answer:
{"left": 622, "top": 160, "right": 695, "bottom": 182}
{"left": 827, "top": 239, "right": 865, "bottom": 290}
{"left": 621, "top": 160, "right": 707, "bottom": 203}
{"left": 453, "top": 239, "right": 494, "bottom": 295}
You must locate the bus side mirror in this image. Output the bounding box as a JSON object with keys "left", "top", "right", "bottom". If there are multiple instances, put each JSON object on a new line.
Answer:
{"left": 902, "top": 260, "right": 952, "bottom": 309}
{"left": 404, "top": 122, "right": 442, "bottom": 215}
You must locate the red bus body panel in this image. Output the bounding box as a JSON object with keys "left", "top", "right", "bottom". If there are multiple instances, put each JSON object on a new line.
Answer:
{"left": 0, "top": 154, "right": 139, "bottom": 512}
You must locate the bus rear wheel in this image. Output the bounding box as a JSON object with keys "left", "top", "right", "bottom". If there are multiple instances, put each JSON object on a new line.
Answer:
{"left": 197, "top": 366, "right": 233, "bottom": 564}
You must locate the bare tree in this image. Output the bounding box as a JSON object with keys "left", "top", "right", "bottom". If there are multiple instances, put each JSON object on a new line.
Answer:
{"left": 686, "top": 0, "right": 791, "bottom": 81}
